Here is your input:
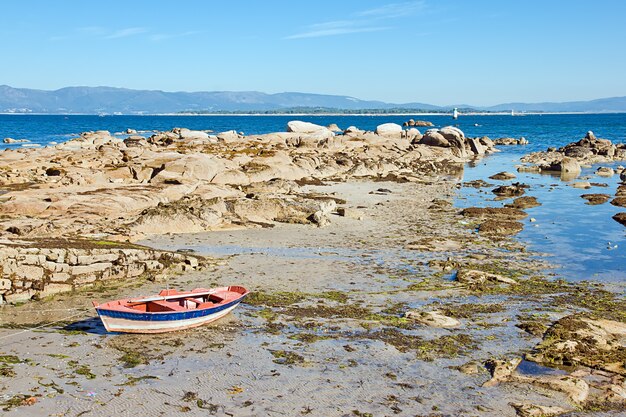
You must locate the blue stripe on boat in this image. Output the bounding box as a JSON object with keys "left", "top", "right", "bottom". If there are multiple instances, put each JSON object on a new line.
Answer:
{"left": 96, "top": 297, "right": 244, "bottom": 321}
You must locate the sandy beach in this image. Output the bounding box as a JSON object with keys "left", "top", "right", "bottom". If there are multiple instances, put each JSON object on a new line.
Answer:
{"left": 2, "top": 174, "right": 624, "bottom": 416}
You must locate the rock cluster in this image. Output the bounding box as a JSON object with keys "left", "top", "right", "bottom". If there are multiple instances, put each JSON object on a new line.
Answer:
{"left": 461, "top": 203, "right": 530, "bottom": 237}
{"left": 0, "top": 121, "right": 503, "bottom": 299}
{"left": 0, "top": 240, "right": 201, "bottom": 304}
{"left": 480, "top": 315, "right": 626, "bottom": 414}
{"left": 494, "top": 137, "right": 528, "bottom": 145}
{"left": 0, "top": 122, "right": 495, "bottom": 243}
{"left": 521, "top": 131, "right": 626, "bottom": 178}
{"left": 416, "top": 126, "right": 496, "bottom": 157}
{"left": 4, "top": 138, "right": 30, "bottom": 144}
{"left": 402, "top": 119, "right": 433, "bottom": 127}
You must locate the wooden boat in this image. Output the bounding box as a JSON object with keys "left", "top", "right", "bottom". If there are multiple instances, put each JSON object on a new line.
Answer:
{"left": 92, "top": 286, "right": 249, "bottom": 334}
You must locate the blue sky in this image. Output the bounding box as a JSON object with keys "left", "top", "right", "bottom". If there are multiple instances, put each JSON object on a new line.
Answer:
{"left": 1, "top": 0, "right": 625, "bottom": 105}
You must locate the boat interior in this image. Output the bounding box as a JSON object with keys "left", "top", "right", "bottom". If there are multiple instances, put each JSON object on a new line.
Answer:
{"left": 128, "top": 293, "right": 226, "bottom": 312}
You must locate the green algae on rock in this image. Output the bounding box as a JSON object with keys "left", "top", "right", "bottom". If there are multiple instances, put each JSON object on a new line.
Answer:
{"left": 526, "top": 315, "right": 626, "bottom": 375}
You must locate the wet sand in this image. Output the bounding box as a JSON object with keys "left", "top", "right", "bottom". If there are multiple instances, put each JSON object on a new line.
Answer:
{"left": 0, "top": 177, "right": 624, "bottom": 416}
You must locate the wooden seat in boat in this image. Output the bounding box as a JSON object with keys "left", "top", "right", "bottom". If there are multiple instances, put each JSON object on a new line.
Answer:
{"left": 148, "top": 300, "right": 187, "bottom": 312}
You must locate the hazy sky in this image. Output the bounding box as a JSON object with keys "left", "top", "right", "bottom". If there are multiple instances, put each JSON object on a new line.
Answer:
{"left": 2, "top": 0, "right": 625, "bottom": 105}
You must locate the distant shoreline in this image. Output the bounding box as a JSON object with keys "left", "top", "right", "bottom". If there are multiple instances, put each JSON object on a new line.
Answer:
{"left": 2, "top": 111, "right": 626, "bottom": 117}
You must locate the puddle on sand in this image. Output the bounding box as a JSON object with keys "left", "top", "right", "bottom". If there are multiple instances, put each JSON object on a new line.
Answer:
{"left": 457, "top": 153, "right": 626, "bottom": 283}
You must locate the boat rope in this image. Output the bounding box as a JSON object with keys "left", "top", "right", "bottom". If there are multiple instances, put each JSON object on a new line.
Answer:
{"left": 0, "top": 310, "right": 91, "bottom": 341}
{"left": 3, "top": 307, "right": 91, "bottom": 313}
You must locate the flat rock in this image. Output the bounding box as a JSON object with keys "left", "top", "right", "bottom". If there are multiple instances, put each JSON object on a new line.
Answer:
{"left": 610, "top": 196, "right": 626, "bottom": 207}
{"left": 505, "top": 196, "right": 541, "bottom": 209}
{"left": 404, "top": 310, "right": 461, "bottom": 328}
{"left": 336, "top": 207, "right": 364, "bottom": 220}
{"left": 460, "top": 207, "right": 528, "bottom": 220}
{"left": 613, "top": 212, "right": 626, "bottom": 226}
{"left": 526, "top": 315, "right": 626, "bottom": 376}
{"left": 456, "top": 269, "right": 517, "bottom": 285}
{"left": 581, "top": 193, "right": 611, "bottom": 205}
{"left": 492, "top": 183, "right": 528, "bottom": 197}
{"left": 510, "top": 403, "right": 570, "bottom": 417}
{"left": 569, "top": 181, "right": 591, "bottom": 189}
{"left": 456, "top": 361, "right": 480, "bottom": 375}
{"left": 596, "top": 166, "right": 615, "bottom": 177}
{"left": 511, "top": 374, "right": 589, "bottom": 404}
{"left": 478, "top": 220, "right": 524, "bottom": 235}
{"left": 489, "top": 171, "right": 517, "bottom": 180}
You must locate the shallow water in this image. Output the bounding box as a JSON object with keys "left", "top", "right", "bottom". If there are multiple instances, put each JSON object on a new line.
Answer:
{"left": 457, "top": 152, "right": 626, "bottom": 283}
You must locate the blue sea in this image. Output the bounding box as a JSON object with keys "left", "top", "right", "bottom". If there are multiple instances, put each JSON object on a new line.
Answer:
{"left": 2, "top": 113, "right": 626, "bottom": 153}
{"left": 1, "top": 113, "right": 626, "bottom": 283}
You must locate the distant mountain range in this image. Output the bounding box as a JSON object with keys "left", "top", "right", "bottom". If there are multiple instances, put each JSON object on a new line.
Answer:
{"left": 1, "top": 85, "right": 625, "bottom": 114}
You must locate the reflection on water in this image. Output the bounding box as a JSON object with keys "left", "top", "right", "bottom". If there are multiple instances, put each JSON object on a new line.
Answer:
{"left": 458, "top": 153, "right": 626, "bottom": 283}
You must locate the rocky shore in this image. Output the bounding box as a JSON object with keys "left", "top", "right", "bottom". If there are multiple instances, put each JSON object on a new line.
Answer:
{"left": 0, "top": 121, "right": 498, "bottom": 302}
{"left": 0, "top": 122, "right": 625, "bottom": 416}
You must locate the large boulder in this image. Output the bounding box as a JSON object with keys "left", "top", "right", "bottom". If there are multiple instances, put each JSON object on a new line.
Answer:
{"left": 479, "top": 136, "right": 495, "bottom": 149}
{"left": 216, "top": 130, "right": 240, "bottom": 142}
{"left": 438, "top": 127, "right": 468, "bottom": 157}
{"left": 439, "top": 126, "right": 465, "bottom": 141}
{"left": 419, "top": 131, "right": 450, "bottom": 147}
{"left": 405, "top": 128, "right": 422, "bottom": 142}
{"left": 548, "top": 157, "right": 581, "bottom": 175}
{"left": 468, "top": 138, "right": 485, "bottom": 155}
{"left": 174, "top": 128, "right": 210, "bottom": 140}
{"left": 344, "top": 126, "right": 364, "bottom": 135}
{"left": 287, "top": 121, "right": 329, "bottom": 134}
{"left": 375, "top": 123, "right": 403, "bottom": 136}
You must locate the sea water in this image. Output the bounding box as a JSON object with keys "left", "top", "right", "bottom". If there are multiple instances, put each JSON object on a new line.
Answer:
{"left": 1, "top": 113, "right": 625, "bottom": 282}
{"left": 1, "top": 113, "right": 626, "bottom": 152}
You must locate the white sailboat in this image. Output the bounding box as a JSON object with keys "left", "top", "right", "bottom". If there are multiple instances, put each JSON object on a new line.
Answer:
{"left": 452, "top": 108, "right": 458, "bottom": 119}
